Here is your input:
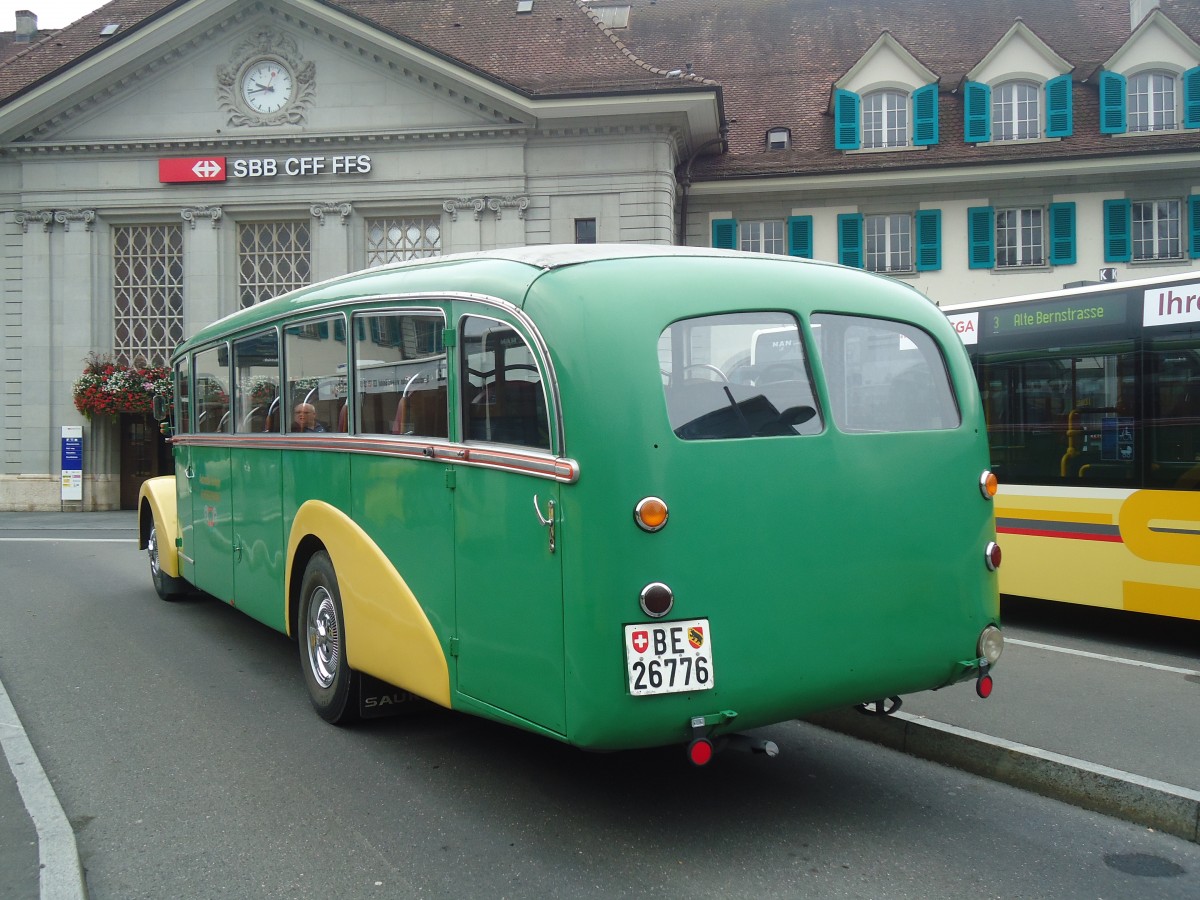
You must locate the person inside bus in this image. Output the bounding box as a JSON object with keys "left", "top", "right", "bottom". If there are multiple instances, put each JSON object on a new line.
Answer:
{"left": 291, "top": 402, "right": 327, "bottom": 433}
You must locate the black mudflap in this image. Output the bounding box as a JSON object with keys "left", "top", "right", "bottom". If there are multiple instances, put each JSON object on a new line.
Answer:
{"left": 358, "top": 673, "right": 432, "bottom": 719}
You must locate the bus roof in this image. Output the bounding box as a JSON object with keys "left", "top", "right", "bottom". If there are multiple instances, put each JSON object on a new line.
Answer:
{"left": 176, "top": 244, "right": 849, "bottom": 356}
{"left": 940, "top": 269, "right": 1200, "bottom": 314}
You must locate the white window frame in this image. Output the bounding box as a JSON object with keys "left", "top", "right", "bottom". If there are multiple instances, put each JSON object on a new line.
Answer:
{"left": 1131, "top": 199, "right": 1183, "bottom": 261}
{"left": 864, "top": 214, "right": 913, "bottom": 273}
{"left": 862, "top": 90, "right": 908, "bottom": 149}
{"left": 1128, "top": 71, "right": 1178, "bottom": 132}
{"left": 995, "top": 207, "right": 1045, "bottom": 268}
{"left": 992, "top": 80, "right": 1040, "bottom": 141}
{"left": 739, "top": 220, "right": 786, "bottom": 255}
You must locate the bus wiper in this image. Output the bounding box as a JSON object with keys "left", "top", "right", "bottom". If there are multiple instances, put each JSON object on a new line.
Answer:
{"left": 723, "top": 385, "right": 753, "bottom": 436}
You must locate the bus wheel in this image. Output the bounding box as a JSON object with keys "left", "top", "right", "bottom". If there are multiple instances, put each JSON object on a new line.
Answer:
{"left": 299, "top": 551, "right": 359, "bottom": 725}
{"left": 148, "top": 524, "right": 187, "bottom": 601}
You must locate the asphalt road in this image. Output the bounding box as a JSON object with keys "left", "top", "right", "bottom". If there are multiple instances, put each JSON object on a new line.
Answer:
{"left": 1, "top": 512, "right": 1199, "bottom": 899}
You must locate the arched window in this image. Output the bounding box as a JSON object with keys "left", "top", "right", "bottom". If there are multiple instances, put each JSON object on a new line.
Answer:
{"left": 1128, "top": 71, "right": 1177, "bottom": 132}
{"left": 862, "top": 90, "right": 908, "bottom": 149}
{"left": 992, "top": 81, "right": 1040, "bottom": 141}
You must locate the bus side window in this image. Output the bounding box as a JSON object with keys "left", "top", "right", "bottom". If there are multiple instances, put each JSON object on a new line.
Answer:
{"left": 460, "top": 317, "right": 549, "bottom": 451}
{"left": 174, "top": 358, "right": 191, "bottom": 433}
{"left": 1147, "top": 344, "right": 1200, "bottom": 488}
{"left": 284, "top": 317, "right": 349, "bottom": 434}
{"left": 353, "top": 311, "right": 447, "bottom": 438}
{"left": 194, "top": 345, "right": 230, "bottom": 434}
{"left": 233, "top": 329, "right": 280, "bottom": 433}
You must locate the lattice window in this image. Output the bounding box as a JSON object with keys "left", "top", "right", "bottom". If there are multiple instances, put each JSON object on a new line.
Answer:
{"left": 112, "top": 224, "right": 184, "bottom": 366}
{"left": 366, "top": 217, "right": 442, "bottom": 267}
{"left": 238, "top": 220, "right": 311, "bottom": 308}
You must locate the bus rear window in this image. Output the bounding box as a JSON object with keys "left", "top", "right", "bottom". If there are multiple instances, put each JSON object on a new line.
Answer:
{"left": 811, "top": 313, "right": 959, "bottom": 433}
{"left": 660, "top": 312, "right": 821, "bottom": 440}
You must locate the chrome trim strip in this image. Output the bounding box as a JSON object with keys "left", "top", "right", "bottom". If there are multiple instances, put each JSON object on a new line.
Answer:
{"left": 173, "top": 433, "right": 580, "bottom": 484}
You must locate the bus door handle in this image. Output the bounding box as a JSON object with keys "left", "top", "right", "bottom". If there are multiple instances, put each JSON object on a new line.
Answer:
{"left": 533, "top": 495, "right": 556, "bottom": 554}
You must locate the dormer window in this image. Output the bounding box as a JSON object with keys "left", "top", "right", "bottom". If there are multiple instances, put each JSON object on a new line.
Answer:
{"left": 834, "top": 84, "right": 937, "bottom": 151}
{"left": 862, "top": 90, "right": 908, "bottom": 148}
{"left": 766, "top": 128, "right": 791, "bottom": 151}
{"left": 831, "top": 32, "right": 939, "bottom": 152}
{"left": 1129, "top": 70, "right": 1177, "bottom": 131}
{"left": 1097, "top": 9, "right": 1200, "bottom": 135}
{"left": 993, "top": 81, "right": 1040, "bottom": 140}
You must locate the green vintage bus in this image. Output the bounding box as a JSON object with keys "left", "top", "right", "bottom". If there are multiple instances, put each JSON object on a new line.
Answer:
{"left": 139, "top": 245, "right": 1002, "bottom": 764}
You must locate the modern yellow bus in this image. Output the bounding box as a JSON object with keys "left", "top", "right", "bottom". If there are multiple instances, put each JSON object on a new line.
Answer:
{"left": 140, "top": 245, "right": 1002, "bottom": 763}
{"left": 945, "top": 271, "right": 1200, "bottom": 621}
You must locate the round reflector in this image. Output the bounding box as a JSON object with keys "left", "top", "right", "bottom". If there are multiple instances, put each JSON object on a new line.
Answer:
{"left": 634, "top": 497, "right": 669, "bottom": 532}
{"left": 976, "top": 674, "right": 994, "bottom": 699}
{"left": 979, "top": 470, "right": 998, "bottom": 500}
{"left": 985, "top": 541, "right": 1002, "bottom": 571}
{"left": 639, "top": 582, "right": 674, "bottom": 618}
{"left": 688, "top": 738, "right": 714, "bottom": 766}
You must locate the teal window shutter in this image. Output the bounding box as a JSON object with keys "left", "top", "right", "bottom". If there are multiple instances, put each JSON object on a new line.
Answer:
{"left": 1184, "top": 67, "right": 1200, "bottom": 130}
{"left": 1045, "top": 75, "right": 1073, "bottom": 137}
{"left": 834, "top": 89, "right": 861, "bottom": 150}
{"left": 912, "top": 84, "right": 939, "bottom": 146}
{"left": 1099, "top": 71, "right": 1127, "bottom": 134}
{"left": 1048, "top": 202, "right": 1077, "bottom": 265}
{"left": 914, "top": 209, "right": 941, "bottom": 271}
{"left": 1189, "top": 196, "right": 1200, "bottom": 258}
{"left": 964, "top": 82, "right": 991, "bottom": 143}
{"left": 837, "top": 214, "right": 863, "bottom": 268}
{"left": 712, "top": 218, "right": 738, "bottom": 249}
{"left": 967, "top": 206, "right": 995, "bottom": 269}
{"left": 1103, "top": 199, "right": 1131, "bottom": 262}
{"left": 787, "top": 216, "right": 814, "bottom": 258}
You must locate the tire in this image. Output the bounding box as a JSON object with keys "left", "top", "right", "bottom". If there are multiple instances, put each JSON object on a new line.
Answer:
{"left": 298, "top": 551, "right": 359, "bottom": 724}
{"left": 148, "top": 524, "right": 188, "bottom": 601}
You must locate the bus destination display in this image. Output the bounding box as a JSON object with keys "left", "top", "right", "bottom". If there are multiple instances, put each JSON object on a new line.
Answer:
{"left": 985, "top": 295, "right": 1127, "bottom": 337}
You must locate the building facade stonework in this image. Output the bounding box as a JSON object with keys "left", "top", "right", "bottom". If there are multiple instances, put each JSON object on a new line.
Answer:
{"left": 0, "top": 0, "right": 1197, "bottom": 509}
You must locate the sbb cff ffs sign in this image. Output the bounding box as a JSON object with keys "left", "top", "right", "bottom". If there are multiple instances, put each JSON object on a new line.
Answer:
{"left": 159, "top": 155, "right": 373, "bottom": 183}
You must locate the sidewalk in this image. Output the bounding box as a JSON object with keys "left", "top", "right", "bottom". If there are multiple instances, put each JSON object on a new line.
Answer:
{"left": 806, "top": 632, "right": 1200, "bottom": 844}
{"left": 0, "top": 511, "right": 131, "bottom": 899}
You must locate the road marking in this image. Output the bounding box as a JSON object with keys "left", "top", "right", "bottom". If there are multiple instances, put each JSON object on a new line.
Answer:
{"left": 1007, "top": 638, "right": 1200, "bottom": 677}
{"left": 0, "top": 675, "right": 88, "bottom": 900}
{"left": 0, "top": 537, "right": 131, "bottom": 542}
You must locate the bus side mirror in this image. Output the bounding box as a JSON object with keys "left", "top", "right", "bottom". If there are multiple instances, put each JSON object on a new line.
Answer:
{"left": 152, "top": 395, "right": 170, "bottom": 421}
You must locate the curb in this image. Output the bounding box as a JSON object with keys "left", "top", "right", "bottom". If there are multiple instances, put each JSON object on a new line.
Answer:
{"left": 805, "top": 709, "right": 1200, "bottom": 844}
{"left": 0, "top": 674, "right": 88, "bottom": 900}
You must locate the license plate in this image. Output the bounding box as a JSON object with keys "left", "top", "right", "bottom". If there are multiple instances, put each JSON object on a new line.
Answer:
{"left": 624, "top": 619, "right": 714, "bottom": 696}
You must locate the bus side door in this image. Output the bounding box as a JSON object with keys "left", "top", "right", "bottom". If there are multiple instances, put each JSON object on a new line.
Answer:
{"left": 188, "top": 346, "right": 235, "bottom": 602}
{"left": 452, "top": 312, "right": 566, "bottom": 734}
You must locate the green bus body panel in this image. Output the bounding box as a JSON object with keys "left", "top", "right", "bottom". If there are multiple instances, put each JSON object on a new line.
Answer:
{"left": 167, "top": 248, "right": 997, "bottom": 751}
{"left": 522, "top": 256, "right": 996, "bottom": 749}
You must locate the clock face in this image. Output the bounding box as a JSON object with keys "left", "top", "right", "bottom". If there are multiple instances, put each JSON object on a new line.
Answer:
{"left": 240, "top": 60, "right": 294, "bottom": 114}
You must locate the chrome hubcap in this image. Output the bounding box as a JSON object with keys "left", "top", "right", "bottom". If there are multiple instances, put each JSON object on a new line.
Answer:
{"left": 305, "top": 587, "right": 339, "bottom": 689}
{"left": 148, "top": 526, "right": 161, "bottom": 578}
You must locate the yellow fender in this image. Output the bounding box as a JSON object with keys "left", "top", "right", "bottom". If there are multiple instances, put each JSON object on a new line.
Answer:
{"left": 286, "top": 500, "right": 451, "bottom": 708}
{"left": 138, "top": 476, "right": 182, "bottom": 579}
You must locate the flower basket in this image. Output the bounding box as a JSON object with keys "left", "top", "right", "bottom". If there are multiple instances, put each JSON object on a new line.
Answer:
{"left": 73, "top": 353, "right": 173, "bottom": 419}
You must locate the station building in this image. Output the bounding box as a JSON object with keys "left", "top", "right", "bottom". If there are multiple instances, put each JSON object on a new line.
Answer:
{"left": 0, "top": 0, "right": 1197, "bottom": 509}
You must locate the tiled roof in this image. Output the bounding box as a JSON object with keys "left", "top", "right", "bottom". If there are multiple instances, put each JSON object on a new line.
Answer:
{"left": 613, "top": 0, "right": 1200, "bottom": 178}
{"left": 0, "top": 0, "right": 709, "bottom": 103}
{"left": 1, "top": 0, "right": 1198, "bottom": 181}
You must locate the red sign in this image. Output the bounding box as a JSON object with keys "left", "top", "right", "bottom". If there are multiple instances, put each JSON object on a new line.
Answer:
{"left": 159, "top": 157, "right": 227, "bottom": 184}
{"left": 631, "top": 630, "right": 649, "bottom": 654}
